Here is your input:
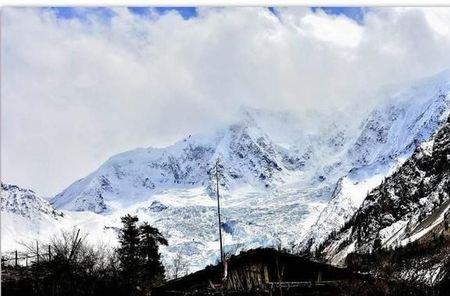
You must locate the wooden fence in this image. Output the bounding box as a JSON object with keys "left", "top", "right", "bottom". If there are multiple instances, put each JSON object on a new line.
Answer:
{"left": 1, "top": 242, "right": 53, "bottom": 268}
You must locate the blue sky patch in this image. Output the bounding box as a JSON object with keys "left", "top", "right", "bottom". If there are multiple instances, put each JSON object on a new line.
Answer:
{"left": 128, "top": 7, "right": 198, "bottom": 20}
{"left": 153, "top": 7, "right": 198, "bottom": 20}
{"left": 312, "top": 7, "right": 367, "bottom": 24}
{"left": 46, "top": 7, "right": 364, "bottom": 24}
{"left": 46, "top": 7, "right": 116, "bottom": 21}
{"left": 47, "top": 7, "right": 198, "bottom": 21}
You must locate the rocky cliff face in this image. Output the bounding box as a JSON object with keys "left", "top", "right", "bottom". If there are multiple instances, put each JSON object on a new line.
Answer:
{"left": 319, "top": 115, "right": 450, "bottom": 284}
{"left": 302, "top": 72, "right": 450, "bottom": 250}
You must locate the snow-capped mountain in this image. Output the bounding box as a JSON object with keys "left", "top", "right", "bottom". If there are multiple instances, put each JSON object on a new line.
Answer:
{"left": 50, "top": 70, "right": 450, "bottom": 271}
{"left": 50, "top": 109, "right": 350, "bottom": 214}
{"left": 1, "top": 183, "right": 63, "bottom": 250}
{"left": 49, "top": 109, "right": 352, "bottom": 271}
{"left": 318, "top": 115, "right": 450, "bottom": 284}
{"left": 1, "top": 183, "right": 63, "bottom": 220}
{"left": 3, "top": 70, "right": 450, "bottom": 272}
{"left": 1, "top": 182, "right": 119, "bottom": 252}
{"left": 302, "top": 71, "right": 450, "bottom": 250}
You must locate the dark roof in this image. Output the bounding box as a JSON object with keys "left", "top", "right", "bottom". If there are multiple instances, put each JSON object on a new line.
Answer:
{"left": 155, "top": 248, "right": 358, "bottom": 293}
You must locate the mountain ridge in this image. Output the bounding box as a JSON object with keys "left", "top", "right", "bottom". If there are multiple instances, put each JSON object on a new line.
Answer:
{"left": 317, "top": 115, "right": 450, "bottom": 285}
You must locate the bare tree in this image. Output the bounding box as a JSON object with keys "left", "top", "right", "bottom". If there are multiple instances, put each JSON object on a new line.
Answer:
{"left": 167, "top": 250, "right": 189, "bottom": 280}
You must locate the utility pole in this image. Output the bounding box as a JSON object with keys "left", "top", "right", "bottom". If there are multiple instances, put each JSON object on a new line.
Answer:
{"left": 215, "top": 159, "right": 224, "bottom": 266}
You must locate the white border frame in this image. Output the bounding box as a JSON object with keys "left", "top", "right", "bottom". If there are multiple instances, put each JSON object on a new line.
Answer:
{"left": 0, "top": 1, "right": 450, "bottom": 7}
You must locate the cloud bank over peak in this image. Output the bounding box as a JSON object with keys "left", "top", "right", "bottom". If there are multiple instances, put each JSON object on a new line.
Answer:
{"left": 2, "top": 7, "right": 450, "bottom": 196}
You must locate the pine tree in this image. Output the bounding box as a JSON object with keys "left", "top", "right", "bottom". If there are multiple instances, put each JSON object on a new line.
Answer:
{"left": 117, "top": 214, "right": 142, "bottom": 293}
{"left": 139, "top": 222, "right": 168, "bottom": 288}
{"left": 117, "top": 215, "right": 168, "bottom": 294}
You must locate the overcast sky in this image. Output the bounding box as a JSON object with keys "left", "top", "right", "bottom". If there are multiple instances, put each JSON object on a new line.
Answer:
{"left": 2, "top": 7, "right": 450, "bottom": 197}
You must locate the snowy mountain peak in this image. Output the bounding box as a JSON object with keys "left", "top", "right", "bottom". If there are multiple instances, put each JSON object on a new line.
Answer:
{"left": 1, "top": 183, "right": 62, "bottom": 220}
{"left": 50, "top": 111, "right": 296, "bottom": 213}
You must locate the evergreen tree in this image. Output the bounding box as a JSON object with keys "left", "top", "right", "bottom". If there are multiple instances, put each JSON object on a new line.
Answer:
{"left": 117, "top": 215, "right": 168, "bottom": 294}
{"left": 139, "top": 222, "right": 168, "bottom": 288}
{"left": 117, "top": 214, "right": 142, "bottom": 293}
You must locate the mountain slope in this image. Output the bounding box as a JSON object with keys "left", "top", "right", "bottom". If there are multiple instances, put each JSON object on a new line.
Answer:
{"left": 302, "top": 72, "right": 450, "bottom": 249}
{"left": 50, "top": 109, "right": 352, "bottom": 215}
{"left": 318, "top": 115, "right": 450, "bottom": 284}
{"left": 1, "top": 183, "right": 63, "bottom": 220}
{"left": 1, "top": 183, "right": 63, "bottom": 250}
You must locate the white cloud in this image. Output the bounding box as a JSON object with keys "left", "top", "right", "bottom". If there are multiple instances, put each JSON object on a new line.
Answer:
{"left": 2, "top": 7, "right": 450, "bottom": 196}
{"left": 283, "top": 8, "right": 363, "bottom": 48}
